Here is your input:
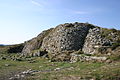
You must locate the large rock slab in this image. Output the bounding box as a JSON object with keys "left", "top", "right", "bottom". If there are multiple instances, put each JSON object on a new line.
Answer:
{"left": 41, "top": 23, "right": 93, "bottom": 53}
{"left": 21, "top": 22, "right": 120, "bottom": 58}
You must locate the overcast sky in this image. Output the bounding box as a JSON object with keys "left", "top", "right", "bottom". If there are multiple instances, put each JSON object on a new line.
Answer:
{"left": 0, "top": 0, "right": 120, "bottom": 44}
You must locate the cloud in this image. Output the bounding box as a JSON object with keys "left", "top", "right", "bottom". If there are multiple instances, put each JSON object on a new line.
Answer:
{"left": 31, "top": 0, "right": 43, "bottom": 7}
{"left": 73, "top": 11, "right": 88, "bottom": 14}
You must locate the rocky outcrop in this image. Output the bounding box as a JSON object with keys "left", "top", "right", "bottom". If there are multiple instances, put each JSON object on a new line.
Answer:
{"left": 41, "top": 22, "right": 94, "bottom": 53}
{"left": 22, "top": 22, "right": 95, "bottom": 55}
{"left": 70, "top": 53, "right": 107, "bottom": 63}
{"left": 22, "top": 28, "right": 53, "bottom": 54}
{"left": 21, "top": 22, "right": 120, "bottom": 61}
{"left": 82, "top": 27, "right": 110, "bottom": 54}
{"left": 83, "top": 27, "right": 120, "bottom": 54}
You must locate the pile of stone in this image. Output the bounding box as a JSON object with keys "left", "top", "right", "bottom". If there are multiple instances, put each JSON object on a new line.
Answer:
{"left": 70, "top": 54, "right": 107, "bottom": 63}
{"left": 12, "top": 22, "right": 120, "bottom": 62}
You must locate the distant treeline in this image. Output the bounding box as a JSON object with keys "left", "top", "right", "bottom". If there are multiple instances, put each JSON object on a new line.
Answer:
{"left": 0, "top": 44, "right": 8, "bottom": 47}
{"left": 0, "top": 44, "right": 5, "bottom": 46}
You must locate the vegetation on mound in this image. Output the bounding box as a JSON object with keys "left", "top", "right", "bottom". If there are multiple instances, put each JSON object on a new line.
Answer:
{"left": 0, "top": 44, "right": 24, "bottom": 54}
{"left": 0, "top": 48, "right": 120, "bottom": 80}
{"left": 37, "top": 28, "right": 54, "bottom": 42}
{"left": 108, "top": 53, "right": 120, "bottom": 61}
{"left": 0, "top": 22, "right": 120, "bottom": 80}
{"left": 112, "top": 42, "right": 120, "bottom": 50}
{"left": 7, "top": 44, "right": 24, "bottom": 53}
{"left": 0, "top": 49, "right": 120, "bottom": 80}
{"left": 101, "top": 28, "right": 120, "bottom": 41}
{"left": 0, "top": 58, "right": 104, "bottom": 80}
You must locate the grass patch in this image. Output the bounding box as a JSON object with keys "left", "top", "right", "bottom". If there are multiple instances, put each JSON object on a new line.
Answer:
{"left": 91, "top": 62, "right": 120, "bottom": 80}
{"left": 0, "top": 52, "right": 120, "bottom": 80}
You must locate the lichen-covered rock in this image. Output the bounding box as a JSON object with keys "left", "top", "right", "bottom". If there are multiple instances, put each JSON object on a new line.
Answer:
{"left": 82, "top": 27, "right": 110, "bottom": 54}
{"left": 22, "top": 28, "right": 53, "bottom": 54}
{"left": 70, "top": 53, "right": 107, "bottom": 63}
{"left": 21, "top": 22, "right": 120, "bottom": 61}
{"left": 41, "top": 22, "right": 93, "bottom": 54}
{"left": 82, "top": 27, "right": 120, "bottom": 54}
{"left": 22, "top": 22, "right": 94, "bottom": 55}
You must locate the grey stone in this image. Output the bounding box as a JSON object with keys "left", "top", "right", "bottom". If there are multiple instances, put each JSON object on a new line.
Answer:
{"left": 21, "top": 22, "right": 120, "bottom": 61}
{"left": 70, "top": 54, "right": 107, "bottom": 63}
{"left": 5, "top": 64, "right": 10, "bottom": 67}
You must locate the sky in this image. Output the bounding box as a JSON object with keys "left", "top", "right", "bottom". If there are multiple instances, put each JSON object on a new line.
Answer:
{"left": 0, "top": 0, "right": 120, "bottom": 44}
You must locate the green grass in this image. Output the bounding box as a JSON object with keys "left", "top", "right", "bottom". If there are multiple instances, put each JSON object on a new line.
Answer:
{"left": 0, "top": 56, "right": 120, "bottom": 80}
{"left": 101, "top": 28, "right": 120, "bottom": 42}
{"left": 91, "top": 62, "right": 120, "bottom": 80}
{"left": 0, "top": 46, "right": 120, "bottom": 80}
{"left": 26, "top": 60, "right": 120, "bottom": 80}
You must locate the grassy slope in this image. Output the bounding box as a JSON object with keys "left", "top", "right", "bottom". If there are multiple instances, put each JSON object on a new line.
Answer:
{"left": 0, "top": 56, "right": 120, "bottom": 80}
{"left": 0, "top": 46, "right": 120, "bottom": 80}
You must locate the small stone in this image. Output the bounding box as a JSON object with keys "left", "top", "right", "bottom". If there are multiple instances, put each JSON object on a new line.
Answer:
{"left": 28, "top": 60, "right": 36, "bottom": 63}
{"left": 90, "top": 79, "right": 95, "bottom": 80}
{"left": 67, "top": 67, "right": 74, "bottom": 70}
{"left": 93, "top": 69, "right": 96, "bottom": 71}
{"left": 16, "top": 74, "right": 20, "bottom": 77}
{"left": 54, "top": 68, "right": 61, "bottom": 71}
{"left": 106, "top": 60, "right": 112, "bottom": 63}
{"left": 107, "top": 53, "right": 111, "bottom": 56}
{"left": 9, "top": 77, "right": 14, "bottom": 80}
{"left": 21, "top": 75, "right": 25, "bottom": 78}
{"left": 39, "top": 66, "right": 42, "bottom": 68}
{"left": 5, "top": 64, "right": 10, "bottom": 67}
